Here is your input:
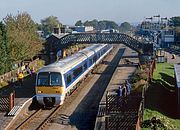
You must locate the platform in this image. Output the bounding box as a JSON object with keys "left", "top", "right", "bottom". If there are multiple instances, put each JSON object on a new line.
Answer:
{"left": 94, "top": 46, "right": 140, "bottom": 130}
{"left": 0, "top": 75, "right": 36, "bottom": 130}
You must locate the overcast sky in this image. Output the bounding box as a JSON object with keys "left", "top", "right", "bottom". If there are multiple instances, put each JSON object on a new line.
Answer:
{"left": 0, "top": 0, "right": 179, "bottom": 25}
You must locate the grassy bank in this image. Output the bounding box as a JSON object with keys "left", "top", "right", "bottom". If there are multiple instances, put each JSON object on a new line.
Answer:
{"left": 142, "top": 63, "right": 180, "bottom": 130}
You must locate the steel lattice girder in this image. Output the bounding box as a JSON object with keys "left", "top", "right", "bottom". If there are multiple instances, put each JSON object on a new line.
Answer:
{"left": 57, "top": 33, "right": 153, "bottom": 55}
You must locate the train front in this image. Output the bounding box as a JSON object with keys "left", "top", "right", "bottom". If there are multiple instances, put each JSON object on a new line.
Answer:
{"left": 35, "top": 72, "right": 65, "bottom": 107}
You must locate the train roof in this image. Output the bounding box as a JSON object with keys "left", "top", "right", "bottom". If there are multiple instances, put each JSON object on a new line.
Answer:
{"left": 38, "top": 44, "right": 107, "bottom": 74}
{"left": 39, "top": 52, "right": 86, "bottom": 73}
{"left": 174, "top": 63, "right": 180, "bottom": 86}
{"left": 79, "top": 44, "right": 106, "bottom": 56}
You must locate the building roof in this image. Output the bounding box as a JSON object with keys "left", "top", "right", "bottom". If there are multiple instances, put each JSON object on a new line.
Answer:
{"left": 46, "top": 33, "right": 68, "bottom": 40}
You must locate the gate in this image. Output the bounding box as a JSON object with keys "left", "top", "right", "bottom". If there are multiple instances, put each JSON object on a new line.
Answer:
{"left": 0, "top": 91, "right": 15, "bottom": 112}
{"left": 105, "top": 92, "right": 144, "bottom": 130}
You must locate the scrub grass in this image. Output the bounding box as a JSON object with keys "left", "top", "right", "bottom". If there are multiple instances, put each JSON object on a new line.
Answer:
{"left": 142, "top": 63, "right": 180, "bottom": 130}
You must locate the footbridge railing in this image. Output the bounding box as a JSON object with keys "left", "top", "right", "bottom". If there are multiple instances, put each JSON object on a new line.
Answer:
{"left": 55, "top": 33, "right": 153, "bottom": 55}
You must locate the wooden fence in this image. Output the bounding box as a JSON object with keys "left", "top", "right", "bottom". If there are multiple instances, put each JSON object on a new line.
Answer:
{"left": 0, "top": 59, "right": 39, "bottom": 85}
{"left": 0, "top": 91, "right": 15, "bottom": 112}
{"left": 105, "top": 91, "right": 144, "bottom": 130}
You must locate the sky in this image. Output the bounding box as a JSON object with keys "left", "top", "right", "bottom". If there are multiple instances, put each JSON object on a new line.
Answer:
{"left": 0, "top": 0, "right": 179, "bottom": 25}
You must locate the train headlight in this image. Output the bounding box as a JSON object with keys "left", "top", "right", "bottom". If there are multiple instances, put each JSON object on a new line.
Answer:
{"left": 37, "top": 91, "right": 42, "bottom": 93}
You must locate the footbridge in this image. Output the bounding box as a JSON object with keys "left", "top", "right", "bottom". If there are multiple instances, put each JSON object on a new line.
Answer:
{"left": 55, "top": 33, "right": 153, "bottom": 55}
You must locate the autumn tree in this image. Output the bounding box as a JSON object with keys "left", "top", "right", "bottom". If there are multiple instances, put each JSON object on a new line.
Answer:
{"left": 3, "top": 12, "right": 43, "bottom": 64}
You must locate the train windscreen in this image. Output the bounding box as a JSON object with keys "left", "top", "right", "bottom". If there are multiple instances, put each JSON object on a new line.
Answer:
{"left": 37, "top": 72, "right": 62, "bottom": 86}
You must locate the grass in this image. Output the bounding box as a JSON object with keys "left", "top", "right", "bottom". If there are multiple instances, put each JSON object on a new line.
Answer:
{"left": 142, "top": 62, "right": 180, "bottom": 130}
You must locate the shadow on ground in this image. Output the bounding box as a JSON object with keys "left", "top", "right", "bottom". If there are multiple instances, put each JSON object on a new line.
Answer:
{"left": 145, "top": 77, "right": 179, "bottom": 119}
{"left": 0, "top": 74, "right": 36, "bottom": 98}
{"left": 159, "top": 73, "right": 175, "bottom": 88}
{"left": 68, "top": 48, "right": 126, "bottom": 130}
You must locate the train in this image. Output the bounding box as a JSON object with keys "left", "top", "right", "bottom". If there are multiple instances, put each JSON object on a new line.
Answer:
{"left": 35, "top": 44, "right": 113, "bottom": 106}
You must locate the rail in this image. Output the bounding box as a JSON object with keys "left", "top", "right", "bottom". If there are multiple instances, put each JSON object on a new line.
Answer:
{"left": 16, "top": 109, "right": 42, "bottom": 129}
{"left": 37, "top": 106, "right": 61, "bottom": 130}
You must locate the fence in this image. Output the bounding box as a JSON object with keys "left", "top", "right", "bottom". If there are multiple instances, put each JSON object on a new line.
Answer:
{"left": 105, "top": 91, "right": 144, "bottom": 130}
{"left": 143, "top": 59, "right": 156, "bottom": 83}
{"left": 0, "top": 59, "right": 39, "bottom": 85}
{"left": 0, "top": 91, "right": 15, "bottom": 112}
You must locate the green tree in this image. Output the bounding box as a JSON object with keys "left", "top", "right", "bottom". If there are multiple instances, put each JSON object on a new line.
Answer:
{"left": 83, "top": 20, "right": 119, "bottom": 30}
{"left": 75, "top": 20, "right": 83, "bottom": 26}
{"left": 98, "top": 21, "right": 106, "bottom": 30}
{"left": 0, "top": 22, "right": 11, "bottom": 74}
{"left": 119, "top": 22, "right": 133, "bottom": 32}
{"left": 169, "top": 16, "right": 180, "bottom": 27}
{"left": 41, "top": 16, "right": 62, "bottom": 36}
{"left": 84, "top": 20, "right": 99, "bottom": 29}
{"left": 3, "top": 12, "right": 43, "bottom": 65}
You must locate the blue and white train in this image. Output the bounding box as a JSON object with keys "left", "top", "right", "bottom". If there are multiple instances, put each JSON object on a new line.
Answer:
{"left": 35, "top": 44, "right": 113, "bottom": 106}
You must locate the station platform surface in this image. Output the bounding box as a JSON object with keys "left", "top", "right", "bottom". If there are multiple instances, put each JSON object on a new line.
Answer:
{"left": 95, "top": 45, "right": 139, "bottom": 130}
{"left": 0, "top": 74, "right": 36, "bottom": 130}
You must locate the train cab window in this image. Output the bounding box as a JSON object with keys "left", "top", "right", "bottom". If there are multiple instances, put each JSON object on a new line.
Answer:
{"left": 37, "top": 72, "right": 49, "bottom": 86}
{"left": 50, "top": 73, "right": 62, "bottom": 86}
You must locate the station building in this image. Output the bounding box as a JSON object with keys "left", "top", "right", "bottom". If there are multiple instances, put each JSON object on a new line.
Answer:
{"left": 158, "top": 29, "right": 175, "bottom": 48}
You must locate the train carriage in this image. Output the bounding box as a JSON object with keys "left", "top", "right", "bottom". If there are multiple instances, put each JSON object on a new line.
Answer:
{"left": 35, "top": 44, "right": 113, "bottom": 106}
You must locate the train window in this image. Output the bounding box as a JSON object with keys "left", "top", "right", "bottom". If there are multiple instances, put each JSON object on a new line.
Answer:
{"left": 98, "top": 52, "right": 100, "bottom": 58}
{"left": 66, "top": 74, "right": 72, "bottom": 85}
{"left": 73, "top": 66, "right": 83, "bottom": 78}
{"left": 37, "top": 72, "right": 49, "bottom": 86}
{"left": 93, "top": 55, "right": 97, "bottom": 62}
{"left": 84, "top": 62, "right": 87, "bottom": 70}
{"left": 89, "top": 59, "right": 93, "bottom": 66}
{"left": 50, "top": 73, "right": 62, "bottom": 86}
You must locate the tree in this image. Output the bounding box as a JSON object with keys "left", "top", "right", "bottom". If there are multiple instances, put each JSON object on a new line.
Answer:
{"left": 119, "top": 22, "right": 133, "bottom": 32}
{"left": 41, "top": 16, "right": 62, "bottom": 36}
{"left": 84, "top": 20, "right": 98, "bottom": 29}
{"left": 169, "top": 16, "right": 180, "bottom": 27}
{"left": 3, "top": 12, "right": 43, "bottom": 65}
{"left": 75, "top": 20, "right": 83, "bottom": 26}
{"left": 0, "top": 22, "right": 11, "bottom": 74}
{"left": 103, "top": 20, "right": 119, "bottom": 30}
{"left": 83, "top": 20, "right": 119, "bottom": 30}
{"left": 98, "top": 21, "right": 106, "bottom": 30}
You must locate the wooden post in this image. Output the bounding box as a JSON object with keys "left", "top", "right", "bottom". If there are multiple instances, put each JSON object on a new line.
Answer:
{"left": 9, "top": 91, "right": 15, "bottom": 112}
{"left": 106, "top": 91, "right": 109, "bottom": 115}
{"left": 105, "top": 117, "right": 109, "bottom": 130}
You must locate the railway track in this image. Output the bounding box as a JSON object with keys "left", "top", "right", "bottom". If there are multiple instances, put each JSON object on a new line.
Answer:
{"left": 11, "top": 72, "right": 93, "bottom": 130}
{"left": 15, "top": 106, "right": 61, "bottom": 130}
{"left": 46, "top": 44, "right": 126, "bottom": 130}
{"left": 16, "top": 109, "right": 42, "bottom": 130}
{"left": 9, "top": 44, "right": 123, "bottom": 130}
